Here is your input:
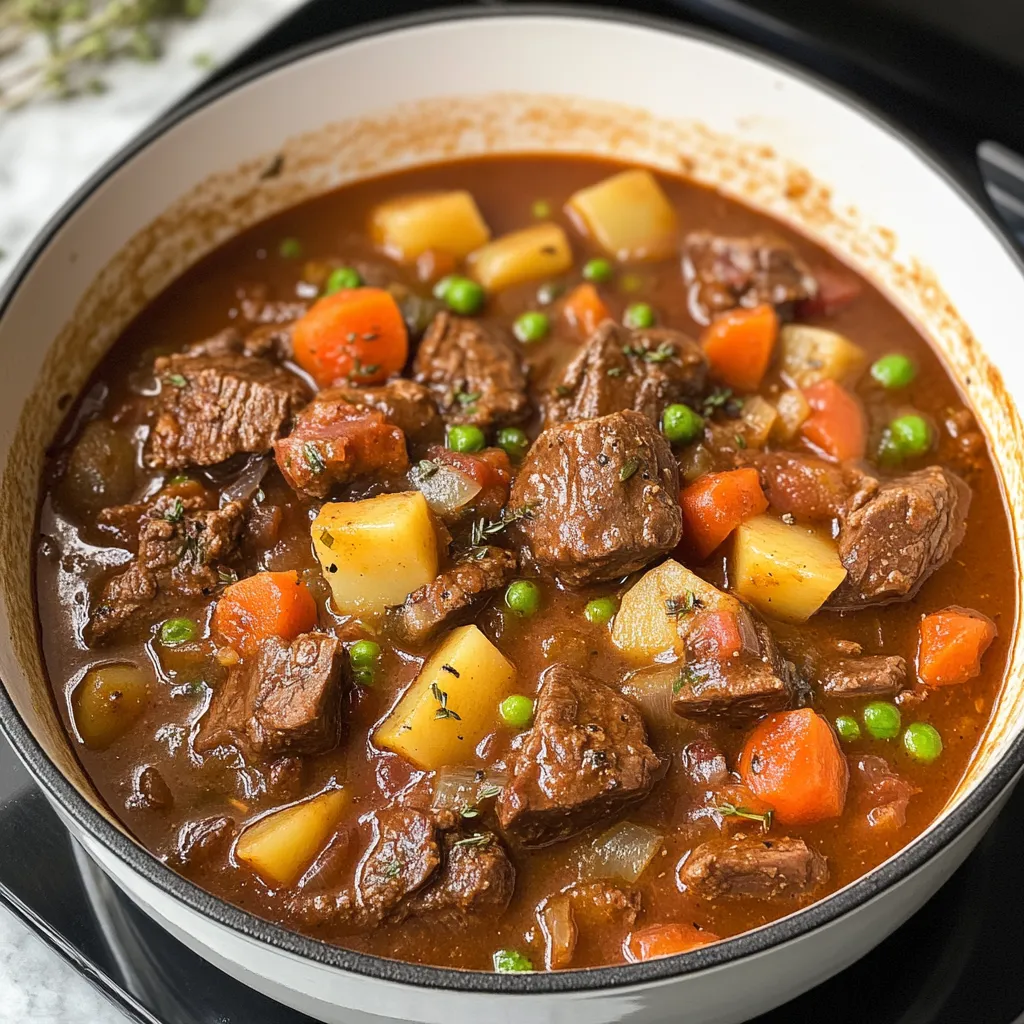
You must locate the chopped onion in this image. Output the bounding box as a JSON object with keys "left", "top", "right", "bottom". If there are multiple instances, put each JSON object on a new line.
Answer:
{"left": 579, "top": 821, "right": 663, "bottom": 884}
{"left": 678, "top": 443, "right": 714, "bottom": 484}
{"left": 622, "top": 665, "right": 679, "bottom": 728}
{"left": 740, "top": 396, "right": 778, "bottom": 449}
{"left": 431, "top": 766, "right": 508, "bottom": 812}
{"left": 539, "top": 896, "right": 577, "bottom": 970}
{"left": 221, "top": 455, "right": 271, "bottom": 504}
{"left": 411, "top": 461, "right": 481, "bottom": 516}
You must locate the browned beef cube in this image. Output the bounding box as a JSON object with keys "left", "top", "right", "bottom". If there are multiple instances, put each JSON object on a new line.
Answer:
{"left": 510, "top": 410, "right": 681, "bottom": 586}
{"left": 185, "top": 324, "right": 292, "bottom": 362}
{"left": 275, "top": 396, "right": 409, "bottom": 499}
{"left": 171, "top": 815, "right": 237, "bottom": 869}
{"left": 545, "top": 322, "right": 706, "bottom": 425}
{"left": 413, "top": 312, "right": 530, "bottom": 428}
{"left": 319, "top": 379, "right": 442, "bottom": 440}
{"left": 393, "top": 547, "right": 518, "bottom": 645}
{"left": 851, "top": 755, "right": 919, "bottom": 830}
{"left": 146, "top": 353, "right": 309, "bottom": 469}
{"left": 497, "top": 665, "right": 660, "bottom": 847}
{"left": 88, "top": 492, "right": 247, "bottom": 643}
{"left": 682, "top": 232, "right": 818, "bottom": 324}
{"left": 680, "top": 836, "right": 827, "bottom": 900}
{"left": 196, "top": 632, "right": 347, "bottom": 758}
{"left": 819, "top": 655, "right": 907, "bottom": 697}
{"left": 673, "top": 612, "right": 796, "bottom": 721}
{"left": 755, "top": 451, "right": 851, "bottom": 521}
{"left": 826, "top": 466, "right": 970, "bottom": 609}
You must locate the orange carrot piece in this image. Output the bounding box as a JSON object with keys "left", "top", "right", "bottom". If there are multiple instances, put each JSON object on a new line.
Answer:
{"left": 688, "top": 609, "right": 744, "bottom": 663}
{"left": 624, "top": 923, "right": 720, "bottom": 963}
{"left": 701, "top": 304, "right": 779, "bottom": 392}
{"left": 739, "top": 708, "right": 848, "bottom": 825}
{"left": 212, "top": 570, "right": 318, "bottom": 657}
{"left": 563, "top": 283, "right": 611, "bottom": 339}
{"left": 800, "top": 379, "right": 866, "bottom": 461}
{"left": 918, "top": 606, "right": 997, "bottom": 687}
{"left": 679, "top": 467, "right": 768, "bottom": 560}
{"left": 292, "top": 287, "right": 408, "bottom": 387}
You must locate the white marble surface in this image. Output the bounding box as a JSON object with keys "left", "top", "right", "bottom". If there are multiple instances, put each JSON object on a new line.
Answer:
{"left": 0, "top": 4, "right": 301, "bottom": 1019}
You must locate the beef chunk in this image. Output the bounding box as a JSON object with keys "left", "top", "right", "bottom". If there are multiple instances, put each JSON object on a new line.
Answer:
{"left": 545, "top": 321, "right": 706, "bottom": 425}
{"left": 320, "top": 379, "right": 442, "bottom": 440}
{"left": 195, "top": 632, "right": 347, "bottom": 758}
{"left": 680, "top": 836, "right": 827, "bottom": 900}
{"left": 497, "top": 665, "right": 660, "bottom": 847}
{"left": 826, "top": 466, "right": 971, "bottom": 609}
{"left": 275, "top": 395, "right": 409, "bottom": 499}
{"left": 756, "top": 451, "right": 851, "bottom": 521}
{"left": 393, "top": 547, "right": 517, "bottom": 645}
{"left": 511, "top": 410, "right": 681, "bottom": 586}
{"left": 239, "top": 296, "right": 308, "bottom": 326}
{"left": 146, "top": 353, "right": 309, "bottom": 469}
{"left": 172, "top": 815, "right": 236, "bottom": 869}
{"left": 186, "top": 324, "right": 292, "bottom": 362}
{"left": 851, "top": 755, "right": 919, "bottom": 830}
{"left": 819, "top": 655, "right": 907, "bottom": 698}
{"left": 682, "top": 232, "right": 818, "bottom": 323}
{"left": 88, "top": 492, "right": 246, "bottom": 642}
{"left": 413, "top": 312, "right": 529, "bottom": 428}
{"left": 673, "top": 611, "right": 796, "bottom": 721}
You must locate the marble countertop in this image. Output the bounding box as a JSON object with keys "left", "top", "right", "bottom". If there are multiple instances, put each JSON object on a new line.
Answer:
{"left": 0, "top": 3, "right": 299, "bottom": 1020}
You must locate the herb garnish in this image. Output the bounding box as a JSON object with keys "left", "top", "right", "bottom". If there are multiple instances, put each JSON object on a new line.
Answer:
{"left": 455, "top": 388, "right": 481, "bottom": 411}
{"left": 453, "top": 832, "right": 494, "bottom": 849}
{"left": 619, "top": 457, "right": 641, "bottom": 482}
{"left": 165, "top": 373, "right": 187, "bottom": 388}
{"left": 606, "top": 366, "right": 624, "bottom": 378}
{"left": 217, "top": 567, "right": 238, "bottom": 587}
{"left": 303, "top": 443, "right": 327, "bottom": 475}
{"left": 431, "top": 682, "right": 462, "bottom": 721}
{"left": 477, "top": 783, "right": 502, "bottom": 801}
{"left": 718, "top": 802, "right": 774, "bottom": 832}
{"left": 665, "top": 592, "right": 698, "bottom": 617}
{"left": 162, "top": 497, "right": 185, "bottom": 524}
{"left": 383, "top": 859, "right": 403, "bottom": 879}
{"left": 623, "top": 342, "right": 676, "bottom": 364}
{"left": 734, "top": 433, "right": 748, "bottom": 449}
{"left": 700, "top": 386, "right": 744, "bottom": 419}
{"left": 416, "top": 459, "right": 440, "bottom": 481}
{"left": 469, "top": 503, "right": 537, "bottom": 547}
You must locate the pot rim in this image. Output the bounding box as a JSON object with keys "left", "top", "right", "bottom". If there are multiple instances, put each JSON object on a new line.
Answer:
{"left": 2, "top": 2, "right": 1024, "bottom": 996}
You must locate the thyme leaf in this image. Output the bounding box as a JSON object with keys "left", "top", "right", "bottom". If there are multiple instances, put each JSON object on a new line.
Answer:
{"left": 718, "top": 802, "right": 774, "bottom": 832}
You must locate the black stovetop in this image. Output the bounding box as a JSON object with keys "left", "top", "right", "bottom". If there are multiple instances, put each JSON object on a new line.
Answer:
{"left": 5, "top": 2, "right": 1024, "bottom": 1022}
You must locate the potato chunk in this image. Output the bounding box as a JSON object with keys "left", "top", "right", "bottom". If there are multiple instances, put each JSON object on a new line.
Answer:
{"left": 732, "top": 514, "right": 847, "bottom": 623}
{"left": 374, "top": 625, "right": 516, "bottom": 769}
{"left": 72, "top": 663, "right": 150, "bottom": 749}
{"left": 236, "top": 788, "right": 349, "bottom": 887}
{"left": 779, "top": 324, "right": 866, "bottom": 388}
{"left": 566, "top": 169, "right": 679, "bottom": 262}
{"left": 467, "top": 223, "right": 573, "bottom": 291}
{"left": 369, "top": 190, "right": 491, "bottom": 263}
{"left": 312, "top": 491, "right": 439, "bottom": 616}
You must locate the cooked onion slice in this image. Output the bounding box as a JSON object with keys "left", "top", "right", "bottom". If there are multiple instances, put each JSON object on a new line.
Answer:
{"left": 221, "top": 454, "right": 271, "bottom": 504}
{"left": 410, "top": 461, "right": 482, "bottom": 516}
{"left": 430, "top": 766, "right": 508, "bottom": 812}
{"left": 579, "top": 821, "right": 663, "bottom": 884}
{"left": 622, "top": 665, "right": 680, "bottom": 728}
{"left": 539, "top": 896, "right": 577, "bottom": 970}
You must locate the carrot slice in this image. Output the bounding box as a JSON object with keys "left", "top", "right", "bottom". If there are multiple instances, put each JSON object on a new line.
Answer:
{"left": 292, "top": 288, "right": 408, "bottom": 387}
{"left": 212, "top": 570, "right": 318, "bottom": 657}
{"left": 918, "top": 606, "right": 997, "bottom": 687}
{"left": 688, "top": 610, "right": 743, "bottom": 663}
{"left": 701, "top": 304, "right": 779, "bottom": 392}
{"left": 800, "top": 379, "right": 866, "bottom": 461}
{"left": 562, "top": 283, "right": 611, "bottom": 339}
{"left": 624, "top": 923, "right": 720, "bottom": 963}
{"left": 739, "top": 708, "right": 848, "bottom": 825}
{"left": 679, "top": 467, "right": 768, "bottom": 559}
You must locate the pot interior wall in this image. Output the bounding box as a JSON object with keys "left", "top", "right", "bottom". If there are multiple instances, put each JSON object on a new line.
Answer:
{"left": 0, "top": 13, "right": 1021, "bottom": 861}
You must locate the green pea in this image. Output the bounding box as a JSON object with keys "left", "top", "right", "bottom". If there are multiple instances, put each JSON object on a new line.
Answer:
{"left": 499, "top": 694, "right": 535, "bottom": 729}
{"left": 531, "top": 199, "right": 552, "bottom": 219}
{"left": 834, "top": 715, "right": 861, "bottom": 742}
{"left": 903, "top": 722, "right": 943, "bottom": 763}
{"left": 447, "top": 424, "right": 486, "bottom": 453}
{"left": 493, "top": 948, "right": 533, "bottom": 973}
{"left": 880, "top": 413, "right": 932, "bottom": 464}
{"left": 159, "top": 617, "right": 196, "bottom": 646}
{"left": 497, "top": 427, "right": 530, "bottom": 461}
{"left": 870, "top": 353, "right": 916, "bottom": 389}
{"left": 349, "top": 640, "right": 380, "bottom": 667}
{"left": 582, "top": 257, "right": 614, "bottom": 283}
{"left": 513, "top": 311, "right": 550, "bottom": 344}
{"left": 584, "top": 596, "right": 618, "bottom": 626}
{"left": 863, "top": 701, "right": 901, "bottom": 740}
{"left": 624, "top": 302, "right": 656, "bottom": 329}
{"left": 324, "top": 266, "right": 363, "bottom": 294}
{"left": 536, "top": 281, "right": 565, "bottom": 305}
{"left": 505, "top": 580, "right": 541, "bottom": 618}
{"left": 662, "top": 403, "right": 705, "bottom": 445}
{"left": 278, "top": 237, "right": 302, "bottom": 259}
{"left": 434, "top": 275, "right": 486, "bottom": 315}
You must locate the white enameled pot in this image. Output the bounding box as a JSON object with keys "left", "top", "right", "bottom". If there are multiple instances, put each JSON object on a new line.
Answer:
{"left": 2, "top": 9, "right": 1024, "bottom": 1024}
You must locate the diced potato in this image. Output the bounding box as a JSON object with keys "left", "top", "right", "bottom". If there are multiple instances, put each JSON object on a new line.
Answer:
{"left": 369, "top": 190, "right": 491, "bottom": 263}
{"left": 739, "top": 395, "right": 778, "bottom": 449}
{"left": 612, "top": 559, "right": 730, "bottom": 663}
{"left": 779, "top": 324, "right": 867, "bottom": 388}
{"left": 732, "top": 515, "right": 847, "bottom": 623}
{"left": 236, "top": 788, "right": 349, "bottom": 888}
{"left": 374, "top": 625, "right": 516, "bottom": 769}
{"left": 772, "top": 388, "right": 811, "bottom": 442}
{"left": 467, "top": 223, "right": 573, "bottom": 291}
{"left": 72, "top": 663, "right": 150, "bottom": 749}
{"left": 566, "top": 169, "right": 679, "bottom": 262}
{"left": 312, "top": 491, "right": 438, "bottom": 616}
